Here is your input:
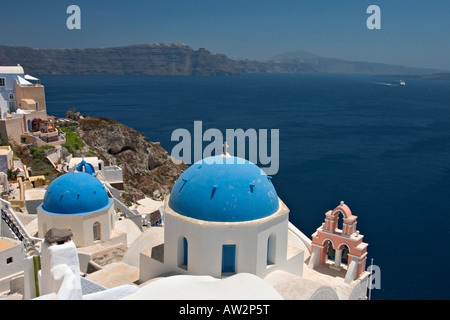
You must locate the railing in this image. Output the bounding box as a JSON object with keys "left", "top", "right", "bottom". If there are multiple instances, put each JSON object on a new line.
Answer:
{"left": 20, "top": 128, "right": 66, "bottom": 147}
{"left": 1, "top": 208, "right": 25, "bottom": 241}
{"left": 0, "top": 198, "right": 41, "bottom": 255}
{"left": 102, "top": 181, "right": 143, "bottom": 230}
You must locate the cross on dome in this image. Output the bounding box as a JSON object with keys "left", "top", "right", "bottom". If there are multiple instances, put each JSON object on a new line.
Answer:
{"left": 222, "top": 141, "right": 231, "bottom": 157}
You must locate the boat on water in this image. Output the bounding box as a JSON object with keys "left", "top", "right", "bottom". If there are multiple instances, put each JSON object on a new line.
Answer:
{"left": 399, "top": 80, "right": 406, "bottom": 86}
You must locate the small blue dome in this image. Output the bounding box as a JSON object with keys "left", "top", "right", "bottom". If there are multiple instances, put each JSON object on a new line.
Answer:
{"left": 168, "top": 155, "right": 279, "bottom": 222}
{"left": 41, "top": 172, "right": 111, "bottom": 215}
{"left": 76, "top": 160, "right": 96, "bottom": 175}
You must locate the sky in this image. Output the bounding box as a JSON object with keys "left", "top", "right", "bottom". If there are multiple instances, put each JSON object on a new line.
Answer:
{"left": 2, "top": 0, "right": 449, "bottom": 70}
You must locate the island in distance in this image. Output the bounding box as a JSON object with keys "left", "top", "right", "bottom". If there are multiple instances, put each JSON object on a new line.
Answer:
{"left": 0, "top": 43, "right": 446, "bottom": 77}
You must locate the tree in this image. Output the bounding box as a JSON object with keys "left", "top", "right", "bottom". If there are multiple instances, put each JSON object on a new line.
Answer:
{"left": 7, "top": 168, "right": 18, "bottom": 180}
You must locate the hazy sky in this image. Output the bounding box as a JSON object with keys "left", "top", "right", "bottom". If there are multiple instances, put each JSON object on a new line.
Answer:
{"left": 2, "top": 0, "right": 449, "bottom": 70}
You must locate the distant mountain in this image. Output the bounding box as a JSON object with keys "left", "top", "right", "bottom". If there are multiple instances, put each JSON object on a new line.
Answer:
{"left": 263, "top": 50, "right": 444, "bottom": 75}
{"left": 269, "top": 50, "right": 322, "bottom": 61}
{"left": 0, "top": 44, "right": 444, "bottom": 76}
{"left": 420, "top": 73, "right": 450, "bottom": 81}
{"left": 374, "top": 72, "right": 450, "bottom": 82}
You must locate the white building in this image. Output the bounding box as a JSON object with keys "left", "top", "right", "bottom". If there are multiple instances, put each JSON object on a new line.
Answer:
{"left": 0, "top": 65, "right": 65, "bottom": 147}
{"left": 0, "top": 65, "right": 24, "bottom": 116}
{"left": 0, "top": 237, "right": 25, "bottom": 292}
{"left": 36, "top": 171, "right": 126, "bottom": 247}
{"left": 68, "top": 157, "right": 124, "bottom": 190}
{"left": 139, "top": 153, "right": 304, "bottom": 282}
{"left": 14, "top": 152, "right": 370, "bottom": 300}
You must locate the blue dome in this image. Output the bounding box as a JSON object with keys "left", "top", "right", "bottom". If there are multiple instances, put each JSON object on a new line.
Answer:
{"left": 41, "top": 172, "right": 111, "bottom": 215}
{"left": 76, "top": 160, "right": 96, "bottom": 175}
{"left": 168, "top": 155, "right": 279, "bottom": 222}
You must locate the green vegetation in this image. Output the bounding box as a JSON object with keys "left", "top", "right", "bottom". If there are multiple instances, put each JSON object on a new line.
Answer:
{"left": 0, "top": 136, "right": 10, "bottom": 147}
{"left": 86, "top": 147, "right": 97, "bottom": 157}
{"left": 6, "top": 168, "right": 18, "bottom": 180}
{"left": 30, "top": 145, "right": 54, "bottom": 163}
{"left": 61, "top": 126, "right": 84, "bottom": 155}
{"left": 0, "top": 136, "right": 56, "bottom": 180}
{"left": 29, "top": 145, "right": 57, "bottom": 180}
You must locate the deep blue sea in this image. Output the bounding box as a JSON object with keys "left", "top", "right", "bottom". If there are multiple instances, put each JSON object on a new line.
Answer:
{"left": 40, "top": 73, "right": 450, "bottom": 300}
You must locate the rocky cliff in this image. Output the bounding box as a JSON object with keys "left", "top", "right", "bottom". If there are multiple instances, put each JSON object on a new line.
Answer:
{"left": 72, "top": 115, "right": 187, "bottom": 203}
{"left": 0, "top": 43, "right": 243, "bottom": 76}
{"left": 0, "top": 43, "right": 444, "bottom": 76}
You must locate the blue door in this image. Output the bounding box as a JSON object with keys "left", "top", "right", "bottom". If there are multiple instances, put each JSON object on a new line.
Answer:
{"left": 222, "top": 244, "right": 236, "bottom": 274}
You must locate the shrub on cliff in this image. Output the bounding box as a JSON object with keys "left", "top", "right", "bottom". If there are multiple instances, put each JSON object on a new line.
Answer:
{"left": 61, "top": 127, "right": 84, "bottom": 155}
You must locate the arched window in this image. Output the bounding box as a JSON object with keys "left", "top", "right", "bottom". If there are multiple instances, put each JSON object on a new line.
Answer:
{"left": 267, "top": 233, "right": 276, "bottom": 266}
{"left": 336, "top": 210, "right": 344, "bottom": 232}
{"left": 93, "top": 222, "right": 101, "bottom": 241}
{"left": 9, "top": 93, "right": 14, "bottom": 100}
{"left": 178, "top": 237, "right": 188, "bottom": 270}
{"left": 339, "top": 244, "right": 350, "bottom": 266}
{"left": 325, "top": 240, "right": 335, "bottom": 262}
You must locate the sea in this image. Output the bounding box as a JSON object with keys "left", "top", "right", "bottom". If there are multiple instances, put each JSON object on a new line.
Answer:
{"left": 39, "top": 73, "right": 450, "bottom": 300}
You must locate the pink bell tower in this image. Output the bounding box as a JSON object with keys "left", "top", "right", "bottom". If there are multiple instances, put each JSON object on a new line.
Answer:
{"left": 308, "top": 201, "right": 368, "bottom": 283}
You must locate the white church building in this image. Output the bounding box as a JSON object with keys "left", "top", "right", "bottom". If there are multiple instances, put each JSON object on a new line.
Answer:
{"left": 36, "top": 171, "right": 126, "bottom": 247}
{"left": 6, "top": 150, "right": 370, "bottom": 300}
{"left": 139, "top": 153, "right": 304, "bottom": 282}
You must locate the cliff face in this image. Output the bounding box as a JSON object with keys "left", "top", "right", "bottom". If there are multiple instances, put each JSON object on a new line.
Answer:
{"left": 0, "top": 44, "right": 243, "bottom": 76}
{"left": 77, "top": 116, "right": 187, "bottom": 202}
{"left": 1, "top": 43, "right": 443, "bottom": 76}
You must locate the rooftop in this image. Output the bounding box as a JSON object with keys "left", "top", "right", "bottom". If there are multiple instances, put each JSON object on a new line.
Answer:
{"left": 0, "top": 237, "right": 21, "bottom": 251}
{"left": 0, "top": 66, "right": 24, "bottom": 74}
{"left": 169, "top": 155, "right": 279, "bottom": 222}
{"left": 40, "top": 172, "right": 111, "bottom": 215}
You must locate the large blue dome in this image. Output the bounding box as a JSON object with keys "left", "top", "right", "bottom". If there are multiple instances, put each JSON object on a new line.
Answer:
{"left": 168, "top": 155, "right": 279, "bottom": 222}
{"left": 41, "top": 172, "right": 111, "bottom": 215}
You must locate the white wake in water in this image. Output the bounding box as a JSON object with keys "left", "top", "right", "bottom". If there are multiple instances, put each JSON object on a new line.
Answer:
{"left": 371, "top": 81, "right": 397, "bottom": 86}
